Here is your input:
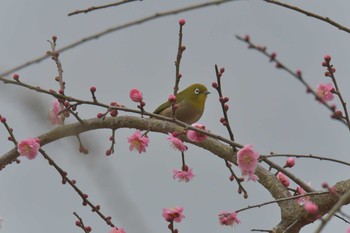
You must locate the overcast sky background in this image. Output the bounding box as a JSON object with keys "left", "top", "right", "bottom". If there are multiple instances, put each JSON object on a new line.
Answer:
{"left": 0, "top": 0, "right": 350, "bottom": 233}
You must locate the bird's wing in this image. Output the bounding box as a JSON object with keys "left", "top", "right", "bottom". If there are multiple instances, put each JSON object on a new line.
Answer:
{"left": 153, "top": 98, "right": 185, "bottom": 114}
{"left": 153, "top": 101, "right": 171, "bottom": 114}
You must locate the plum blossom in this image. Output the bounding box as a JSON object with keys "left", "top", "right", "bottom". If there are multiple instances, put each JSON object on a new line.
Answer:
{"left": 296, "top": 186, "right": 310, "bottom": 205}
{"left": 304, "top": 201, "right": 318, "bottom": 214}
{"left": 167, "top": 133, "right": 187, "bottom": 152}
{"left": 316, "top": 83, "right": 334, "bottom": 102}
{"left": 218, "top": 211, "right": 240, "bottom": 226}
{"left": 48, "top": 99, "right": 63, "bottom": 125}
{"left": 127, "top": 130, "right": 149, "bottom": 153}
{"left": 129, "top": 88, "right": 143, "bottom": 102}
{"left": 162, "top": 207, "right": 185, "bottom": 223}
{"left": 173, "top": 168, "right": 195, "bottom": 182}
{"left": 276, "top": 172, "right": 290, "bottom": 188}
{"left": 168, "top": 94, "right": 176, "bottom": 103}
{"left": 187, "top": 123, "right": 207, "bottom": 142}
{"left": 237, "top": 144, "right": 260, "bottom": 181}
{"left": 17, "top": 138, "right": 41, "bottom": 160}
{"left": 109, "top": 227, "right": 126, "bottom": 233}
{"left": 284, "top": 157, "right": 295, "bottom": 168}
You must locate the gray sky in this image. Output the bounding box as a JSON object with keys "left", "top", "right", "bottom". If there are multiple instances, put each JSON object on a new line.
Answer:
{"left": 1, "top": 1, "right": 350, "bottom": 233}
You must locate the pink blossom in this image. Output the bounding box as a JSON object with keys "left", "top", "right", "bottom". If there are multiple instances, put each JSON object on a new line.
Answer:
{"left": 347, "top": 227, "right": 350, "bottom": 233}
{"left": 48, "top": 99, "right": 63, "bottom": 125}
{"left": 187, "top": 123, "right": 208, "bottom": 142}
{"left": 127, "top": 130, "right": 149, "bottom": 153}
{"left": 168, "top": 94, "right": 176, "bottom": 103}
{"left": 173, "top": 168, "right": 195, "bottom": 182}
{"left": 316, "top": 83, "right": 334, "bottom": 102}
{"left": 167, "top": 133, "right": 187, "bottom": 152}
{"left": 129, "top": 88, "right": 143, "bottom": 102}
{"left": 218, "top": 211, "right": 240, "bottom": 226}
{"left": 284, "top": 157, "right": 295, "bottom": 168}
{"left": 237, "top": 144, "right": 260, "bottom": 181}
{"left": 17, "top": 138, "right": 41, "bottom": 160}
{"left": 109, "top": 227, "right": 126, "bottom": 233}
{"left": 276, "top": 172, "right": 290, "bottom": 188}
{"left": 304, "top": 201, "right": 318, "bottom": 214}
{"left": 162, "top": 207, "right": 185, "bottom": 223}
{"left": 296, "top": 186, "right": 310, "bottom": 205}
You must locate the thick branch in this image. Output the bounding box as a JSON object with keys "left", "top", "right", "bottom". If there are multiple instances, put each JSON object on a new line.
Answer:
{"left": 1, "top": 116, "right": 349, "bottom": 232}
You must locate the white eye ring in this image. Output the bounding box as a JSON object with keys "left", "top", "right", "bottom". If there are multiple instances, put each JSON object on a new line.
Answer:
{"left": 194, "top": 88, "right": 200, "bottom": 95}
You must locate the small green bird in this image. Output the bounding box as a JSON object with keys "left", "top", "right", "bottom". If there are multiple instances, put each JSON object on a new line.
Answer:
{"left": 153, "top": 83, "right": 210, "bottom": 124}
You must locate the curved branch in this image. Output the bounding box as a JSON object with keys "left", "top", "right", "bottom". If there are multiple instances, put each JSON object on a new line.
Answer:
{"left": 1, "top": 116, "right": 349, "bottom": 232}
{"left": 264, "top": 0, "right": 350, "bottom": 34}
{"left": 0, "top": 0, "right": 237, "bottom": 78}
{"left": 68, "top": 0, "right": 141, "bottom": 16}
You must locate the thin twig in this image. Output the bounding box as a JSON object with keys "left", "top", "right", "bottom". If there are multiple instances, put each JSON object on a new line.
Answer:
{"left": 263, "top": 153, "right": 350, "bottom": 167}
{"left": 39, "top": 148, "right": 115, "bottom": 228}
{"left": 323, "top": 58, "right": 350, "bottom": 130}
{"left": 68, "top": 0, "right": 141, "bottom": 16}
{"left": 0, "top": 0, "right": 236, "bottom": 79}
{"left": 236, "top": 191, "right": 329, "bottom": 213}
{"left": 314, "top": 188, "right": 350, "bottom": 233}
{"left": 73, "top": 212, "right": 90, "bottom": 233}
{"left": 235, "top": 35, "right": 347, "bottom": 127}
{"left": 263, "top": 0, "right": 350, "bottom": 34}
{"left": 261, "top": 157, "right": 314, "bottom": 193}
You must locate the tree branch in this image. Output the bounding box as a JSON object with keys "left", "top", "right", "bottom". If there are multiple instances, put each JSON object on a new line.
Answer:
{"left": 263, "top": 0, "right": 350, "bottom": 34}
{"left": 0, "top": 0, "right": 237, "bottom": 79}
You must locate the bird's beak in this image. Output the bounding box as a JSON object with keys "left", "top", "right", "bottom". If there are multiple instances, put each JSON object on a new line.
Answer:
{"left": 204, "top": 91, "right": 210, "bottom": 95}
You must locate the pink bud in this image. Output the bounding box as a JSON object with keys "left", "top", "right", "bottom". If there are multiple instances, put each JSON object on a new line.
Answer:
{"left": 270, "top": 52, "right": 277, "bottom": 61}
{"left": 224, "top": 104, "right": 229, "bottom": 111}
{"left": 212, "top": 82, "right": 218, "bottom": 88}
{"left": 304, "top": 201, "right": 318, "bottom": 214}
{"left": 324, "top": 54, "right": 331, "bottom": 62}
{"left": 179, "top": 18, "right": 186, "bottom": 26}
{"left": 276, "top": 63, "right": 283, "bottom": 68}
{"left": 90, "top": 86, "right": 96, "bottom": 93}
{"left": 220, "top": 67, "right": 225, "bottom": 73}
{"left": 109, "top": 109, "right": 118, "bottom": 117}
{"left": 322, "top": 182, "right": 329, "bottom": 189}
{"left": 168, "top": 94, "right": 176, "bottom": 103}
{"left": 284, "top": 158, "right": 295, "bottom": 168}
{"left": 129, "top": 88, "right": 143, "bottom": 102}
{"left": 244, "top": 34, "right": 250, "bottom": 42}
{"left": 13, "top": 73, "right": 20, "bottom": 81}
{"left": 0, "top": 117, "right": 6, "bottom": 123}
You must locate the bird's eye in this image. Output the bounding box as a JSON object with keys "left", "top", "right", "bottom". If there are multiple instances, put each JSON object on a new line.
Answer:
{"left": 194, "top": 88, "right": 200, "bottom": 95}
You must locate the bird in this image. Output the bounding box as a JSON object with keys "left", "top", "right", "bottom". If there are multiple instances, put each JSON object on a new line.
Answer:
{"left": 153, "top": 83, "right": 210, "bottom": 124}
